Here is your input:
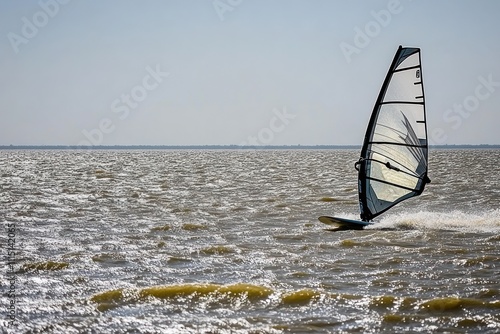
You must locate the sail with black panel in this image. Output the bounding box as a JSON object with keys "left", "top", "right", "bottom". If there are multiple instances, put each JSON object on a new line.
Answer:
{"left": 356, "top": 45, "right": 431, "bottom": 222}
{"left": 319, "top": 45, "right": 430, "bottom": 230}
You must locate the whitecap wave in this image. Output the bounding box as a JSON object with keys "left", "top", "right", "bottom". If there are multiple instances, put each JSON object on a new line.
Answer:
{"left": 373, "top": 209, "right": 500, "bottom": 232}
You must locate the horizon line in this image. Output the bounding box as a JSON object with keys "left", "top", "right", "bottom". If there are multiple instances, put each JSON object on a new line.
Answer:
{"left": 1, "top": 144, "right": 499, "bottom": 150}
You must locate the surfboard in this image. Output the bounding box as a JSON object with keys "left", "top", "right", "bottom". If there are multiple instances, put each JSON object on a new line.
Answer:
{"left": 318, "top": 216, "right": 373, "bottom": 230}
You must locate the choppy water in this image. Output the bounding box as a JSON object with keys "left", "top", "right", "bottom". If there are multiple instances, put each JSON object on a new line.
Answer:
{"left": 1, "top": 149, "right": 499, "bottom": 333}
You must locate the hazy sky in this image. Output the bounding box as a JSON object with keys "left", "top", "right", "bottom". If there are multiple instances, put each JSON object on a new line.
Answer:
{"left": 1, "top": 0, "right": 499, "bottom": 146}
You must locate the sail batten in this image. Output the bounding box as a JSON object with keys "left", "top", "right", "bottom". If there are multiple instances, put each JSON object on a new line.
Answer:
{"left": 380, "top": 101, "right": 424, "bottom": 105}
{"left": 357, "top": 46, "right": 430, "bottom": 222}
{"left": 393, "top": 65, "right": 421, "bottom": 73}
{"left": 368, "top": 142, "right": 426, "bottom": 148}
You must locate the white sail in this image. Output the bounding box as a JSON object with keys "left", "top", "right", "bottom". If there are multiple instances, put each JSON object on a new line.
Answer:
{"left": 357, "top": 46, "right": 430, "bottom": 221}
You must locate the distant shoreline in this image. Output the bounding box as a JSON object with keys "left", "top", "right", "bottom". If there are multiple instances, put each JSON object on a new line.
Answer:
{"left": 1, "top": 144, "right": 499, "bottom": 150}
